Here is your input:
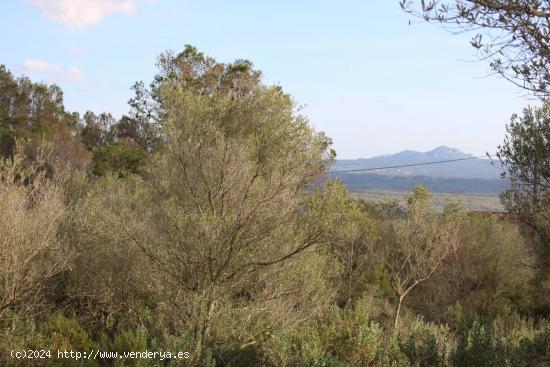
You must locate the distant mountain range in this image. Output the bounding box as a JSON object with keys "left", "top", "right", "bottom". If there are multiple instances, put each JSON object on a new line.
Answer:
{"left": 332, "top": 146, "right": 503, "bottom": 179}
{"left": 329, "top": 146, "right": 508, "bottom": 195}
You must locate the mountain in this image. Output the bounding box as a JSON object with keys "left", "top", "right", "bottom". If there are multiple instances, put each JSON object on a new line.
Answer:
{"left": 329, "top": 146, "right": 508, "bottom": 195}
{"left": 332, "top": 146, "right": 503, "bottom": 179}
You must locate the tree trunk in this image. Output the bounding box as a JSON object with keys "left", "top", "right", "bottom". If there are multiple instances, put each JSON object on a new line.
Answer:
{"left": 394, "top": 296, "right": 403, "bottom": 329}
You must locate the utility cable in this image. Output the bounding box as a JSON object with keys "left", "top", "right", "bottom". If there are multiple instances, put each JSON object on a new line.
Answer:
{"left": 328, "top": 155, "right": 494, "bottom": 174}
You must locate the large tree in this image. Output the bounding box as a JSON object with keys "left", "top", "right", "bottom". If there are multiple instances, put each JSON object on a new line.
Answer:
{"left": 71, "top": 46, "right": 336, "bottom": 363}
{"left": 401, "top": 0, "right": 550, "bottom": 97}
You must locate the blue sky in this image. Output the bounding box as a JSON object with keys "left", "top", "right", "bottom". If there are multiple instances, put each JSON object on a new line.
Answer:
{"left": 1, "top": 0, "right": 537, "bottom": 158}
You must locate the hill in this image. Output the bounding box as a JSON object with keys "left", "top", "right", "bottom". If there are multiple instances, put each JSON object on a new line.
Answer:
{"left": 330, "top": 146, "right": 508, "bottom": 195}
{"left": 332, "top": 146, "right": 503, "bottom": 179}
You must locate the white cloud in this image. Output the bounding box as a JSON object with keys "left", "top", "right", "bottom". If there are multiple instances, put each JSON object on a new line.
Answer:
{"left": 23, "top": 59, "right": 89, "bottom": 83}
{"left": 23, "top": 59, "right": 52, "bottom": 72}
{"left": 29, "top": 0, "right": 136, "bottom": 28}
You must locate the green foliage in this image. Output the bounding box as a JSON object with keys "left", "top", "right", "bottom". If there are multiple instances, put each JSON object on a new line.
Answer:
{"left": 409, "top": 212, "right": 534, "bottom": 325}
{"left": 400, "top": 319, "right": 453, "bottom": 367}
{"left": 450, "top": 318, "right": 550, "bottom": 367}
{"left": 512, "top": 328, "right": 550, "bottom": 367}
{"left": 375, "top": 185, "right": 464, "bottom": 328}
{"left": 0, "top": 312, "right": 97, "bottom": 367}
{"left": 0, "top": 65, "right": 91, "bottom": 170}
{"left": 262, "top": 302, "right": 389, "bottom": 367}
{"left": 307, "top": 180, "right": 376, "bottom": 306}
{"left": 0, "top": 310, "right": 48, "bottom": 365}
{"left": 496, "top": 102, "right": 550, "bottom": 317}
{"left": 43, "top": 315, "right": 97, "bottom": 367}
{"left": 91, "top": 141, "right": 147, "bottom": 176}
{"left": 79, "top": 110, "right": 159, "bottom": 176}
{"left": 0, "top": 125, "right": 16, "bottom": 157}
{"left": 1, "top": 50, "right": 549, "bottom": 367}
{"left": 453, "top": 322, "right": 505, "bottom": 367}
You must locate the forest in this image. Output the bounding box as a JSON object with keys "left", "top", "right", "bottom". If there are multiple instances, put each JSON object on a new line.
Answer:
{"left": 0, "top": 44, "right": 549, "bottom": 366}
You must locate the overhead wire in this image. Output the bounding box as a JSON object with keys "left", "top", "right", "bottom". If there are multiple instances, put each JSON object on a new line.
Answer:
{"left": 328, "top": 155, "right": 494, "bottom": 174}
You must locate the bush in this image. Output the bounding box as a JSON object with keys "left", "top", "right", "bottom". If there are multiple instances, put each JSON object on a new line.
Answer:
{"left": 262, "top": 302, "right": 397, "bottom": 366}
{"left": 452, "top": 319, "right": 550, "bottom": 367}
{"left": 400, "top": 319, "right": 453, "bottom": 367}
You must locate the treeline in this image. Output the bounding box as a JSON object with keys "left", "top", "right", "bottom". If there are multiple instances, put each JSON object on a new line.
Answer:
{"left": 0, "top": 47, "right": 549, "bottom": 366}
{"left": 0, "top": 64, "right": 160, "bottom": 177}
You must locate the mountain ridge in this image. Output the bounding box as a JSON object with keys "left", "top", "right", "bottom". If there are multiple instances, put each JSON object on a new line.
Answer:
{"left": 332, "top": 146, "right": 501, "bottom": 180}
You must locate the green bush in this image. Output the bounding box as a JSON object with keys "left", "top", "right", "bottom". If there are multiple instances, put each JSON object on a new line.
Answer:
{"left": 452, "top": 321, "right": 506, "bottom": 367}
{"left": 451, "top": 319, "right": 550, "bottom": 367}
{"left": 261, "top": 302, "right": 396, "bottom": 366}
{"left": 512, "top": 328, "right": 550, "bottom": 367}
{"left": 0, "top": 312, "right": 98, "bottom": 367}
{"left": 400, "top": 319, "right": 453, "bottom": 367}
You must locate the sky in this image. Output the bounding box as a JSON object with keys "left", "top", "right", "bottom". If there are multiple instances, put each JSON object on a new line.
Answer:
{"left": 1, "top": 0, "right": 539, "bottom": 159}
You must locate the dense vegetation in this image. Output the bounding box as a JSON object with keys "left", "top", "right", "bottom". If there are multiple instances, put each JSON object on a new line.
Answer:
{"left": 0, "top": 47, "right": 549, "bottom": 366}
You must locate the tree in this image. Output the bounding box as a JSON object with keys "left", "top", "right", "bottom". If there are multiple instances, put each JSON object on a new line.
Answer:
{"left": 80, "top": 111, "right": 115, "bottom": 149}
{"left": 497, "top": 101, "right": 550, "bottom": 292}
{"left": 0, "top": 148, "right": 70, "bottom": 318}
{"left": 72, "top": 47, "right": 335, "bottom": 362}
{"left": 154, "top": 45, "right": 262, "bottom": 98}
{"left": 375, "top": 186, "right": 462, "bottom": 328}
{"left": 409, "top": 213, "right": 534, "bottom": 323}
{"left": 497, "top": 102, "right": 550, "bottom": 265}
{"left": 307, "top": 180, "right": 376, "bottom": 307}
{"left": 401, "top": 0, "right": 550, "bottom": 97}
{"left": 0, "top": 65, "right": 91, "bottom": 170}
{"left": 126, "top": 44, "right": 265, "bottom": 126}
{"left": 79, "top": 112, "right": 151, "bottom": 176}
{"left": 144, "top": 81, "right": 332, "bottom": 352}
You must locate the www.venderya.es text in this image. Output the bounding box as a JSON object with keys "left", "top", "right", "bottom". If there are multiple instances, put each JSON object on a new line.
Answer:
{"left": 11, "top": 349, "right": 190, "bottom": 361}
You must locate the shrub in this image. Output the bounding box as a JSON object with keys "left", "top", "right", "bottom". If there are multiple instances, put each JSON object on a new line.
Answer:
{"left": 262, "top": 302, "right": 390, "bottom": 366}
{"left": 400, "top": 318, "right": 453, "bottom": 367}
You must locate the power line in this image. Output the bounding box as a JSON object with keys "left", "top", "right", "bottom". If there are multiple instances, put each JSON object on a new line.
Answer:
{"left": 328, "top": 155, "right": 493, "bottom": 174}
